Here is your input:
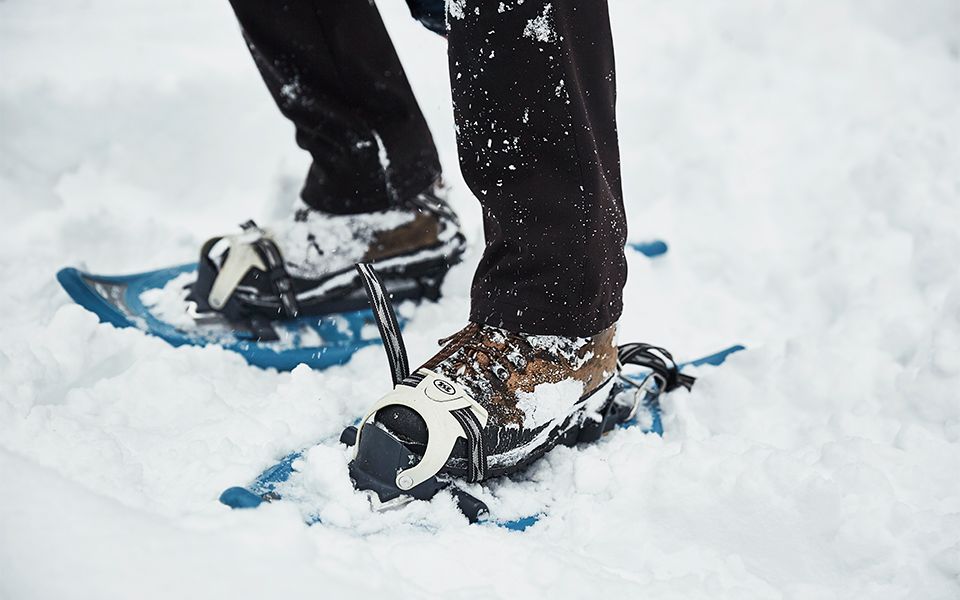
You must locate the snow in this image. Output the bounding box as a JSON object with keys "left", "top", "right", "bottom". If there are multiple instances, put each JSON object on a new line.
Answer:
{"left": 2, "top": 0, "right": 959, "bottom": 598}
{"left": 263, "top": 202, "right": 416, "bottom": 280}
{"left": 516, "top": 379, "right": 585, "bottom": 429}
{"left": 523, "top": 4, "right": 557, "bottom": 44}
{"left": 140, "top": 271, "right": 201, "bottom": 330}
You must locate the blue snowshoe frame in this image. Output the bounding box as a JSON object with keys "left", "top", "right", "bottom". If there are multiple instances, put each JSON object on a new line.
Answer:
{"left": 57, "top": 264, "right": 389, "bottom": 371}
{"left": 56, "top": 241, "right": 667, "bottom": 372}
{"left": 219, "top": 343, "right": 745, "bottom": 530}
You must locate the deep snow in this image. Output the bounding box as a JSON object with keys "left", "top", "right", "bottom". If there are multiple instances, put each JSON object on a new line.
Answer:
{"left": 2, "top": 1, "right": 959, "bottom": 598}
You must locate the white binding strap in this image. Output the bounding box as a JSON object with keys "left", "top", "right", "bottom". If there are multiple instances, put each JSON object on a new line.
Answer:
{"left": 207, "top": 232, "right": 267, "bottom": 310}
{"left": 354, "top": 368, "right": 488, "bottom": 490}
{"left": 207, "top": 227, "right": 300, "bottom": 318}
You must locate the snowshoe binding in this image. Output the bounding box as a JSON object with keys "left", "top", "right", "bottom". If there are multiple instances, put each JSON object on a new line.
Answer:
{"left": 343, "top": 264, "right": 697, "bottom": 522}
{"left": 187, "top": 184, "right": 466, "bottom": 341}
{"left": 57, "top": 183, "right": 466, "bottom": 371}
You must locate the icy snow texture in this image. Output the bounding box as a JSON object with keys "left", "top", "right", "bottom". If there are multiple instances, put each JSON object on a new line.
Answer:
{"left": 2, "top": 0, "right": 960, "bottom": 599}
{"left": 516, "top": 379, "right": 585, "bottom": 429}
{"left": 139, "top": 271, "right": 200, "bottom": 330}
{"left": 448, "top": 0, "right": 467, "bottom": 21}
{"left": 523, "top": 4, "right": 557, "bottom": 43}
{"left": 243, "top": 201, "right": 416, "bottom": 280}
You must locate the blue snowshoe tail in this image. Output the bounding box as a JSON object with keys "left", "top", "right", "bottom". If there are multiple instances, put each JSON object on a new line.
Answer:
{"left": 218, "top": 449, "right": 305, "bottom": 510}
{"left": 57, "top": 265, "right": 180, "bottom": 331}
{"left": 683, "top": 344, "right": 746, "bottom": 368}
{"left": 251, "top": 451, "right": 304, "bottom": 488}
{"left": 219, "top": 487, "right": 265, "bottom": 509}
{"left": 496, "top": 515, "right": 541, "bottom": 531}
{"left": 630, "top": 240, "right": 668, "bottom": 258}
{"left": 56, "top": 264, "right": 410, "bottom": 371}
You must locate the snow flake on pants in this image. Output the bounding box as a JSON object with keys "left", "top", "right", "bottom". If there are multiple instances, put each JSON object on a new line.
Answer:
{"left": 523, "top": 4, "right": 556, "bottom": 43}
{"left": 447, "top": 0, "right": 467, "bottom": 20}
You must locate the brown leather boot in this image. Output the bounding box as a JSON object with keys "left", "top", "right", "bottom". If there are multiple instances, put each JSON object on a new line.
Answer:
{"left": 189, "top": 183, "right": 465, "bottom": 322}
{"left": 374, "top": 322, "right": 619, "bottom": 480}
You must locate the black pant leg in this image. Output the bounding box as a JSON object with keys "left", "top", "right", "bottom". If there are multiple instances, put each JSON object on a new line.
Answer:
{"left": 229, "top": 0, "right": 442, "bottom": 214}
{"left": 448, "top": 0, "right": 627, "bottom": 337}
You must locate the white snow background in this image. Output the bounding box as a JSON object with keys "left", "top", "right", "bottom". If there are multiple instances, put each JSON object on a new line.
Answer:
{"left": 2, "top": 1, "right": 959, "bottom": 598}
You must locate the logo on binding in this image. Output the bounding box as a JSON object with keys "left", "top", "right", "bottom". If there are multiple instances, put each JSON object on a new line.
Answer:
{"left": 433, "top": 379, "right": 456, "bottom": 395}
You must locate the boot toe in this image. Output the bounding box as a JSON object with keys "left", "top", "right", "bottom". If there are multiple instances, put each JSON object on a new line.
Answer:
{"left": 374, "top": 406, "right": 428, "bottom": 453}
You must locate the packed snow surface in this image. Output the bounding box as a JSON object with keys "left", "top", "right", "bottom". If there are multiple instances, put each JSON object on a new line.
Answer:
{"left": 2, "top": 1, "right": 959, "bottom": 598}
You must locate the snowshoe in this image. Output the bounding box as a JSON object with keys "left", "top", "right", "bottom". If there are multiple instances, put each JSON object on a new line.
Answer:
{"left": 342, "top": 263, "right": 701, "bottom": 522}
{"left": 57, "top": 185, "right": 465, "bottom": 371}
{"left": 187, "top": 184, "right": 465, "bottom": 335}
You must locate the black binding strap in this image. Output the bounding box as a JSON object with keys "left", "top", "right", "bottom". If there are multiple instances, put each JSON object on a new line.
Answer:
{"left": 355, "top": 263, "right": 410, "bottom": 386}
{"left": 253, "top": 237, "right": 300, "bottom": 319}
{"left": 401, "top": 371, "right": 426, "bottom": 387}
{"left": 355, "top": 262, "right": 487, "bottom": 482}
{"left": 450, "top": 407, "right": 486, "bottom": 482}
{"left": 618, "top": 343, "right": 696, "bottom": 392}
{"left": 197, "top": 220, "right": 300, "bottom": 321}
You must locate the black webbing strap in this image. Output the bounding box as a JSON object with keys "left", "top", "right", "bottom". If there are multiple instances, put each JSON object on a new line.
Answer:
{"left": 355, "top": 263, "right": 410, "bottom": 386}
{"left": 253, "top": 238, "right": 300, "bottom": 319}
{"left": 618, "top": 343, "right": 696, "bottom": 392}
{"left": 356, "top": 262, "right": 487, "bottom": 482}
{"left": 401, "top": 371, "right": 426, "bottom": 388}
{"left": 235, "top": 220, "right": 300, "bottom": 319}
{"left": 450, "top": 407, "right": 486, "bottom": 482}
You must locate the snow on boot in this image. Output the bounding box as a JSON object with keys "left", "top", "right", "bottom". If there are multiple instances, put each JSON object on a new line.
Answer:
{"left": 188, "top": 183, "right": 465, "bottom": 333}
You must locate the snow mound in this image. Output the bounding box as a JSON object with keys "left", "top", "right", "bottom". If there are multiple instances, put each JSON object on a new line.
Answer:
{"left": 2, "top": 0, "right": 958, "bottom": 598}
